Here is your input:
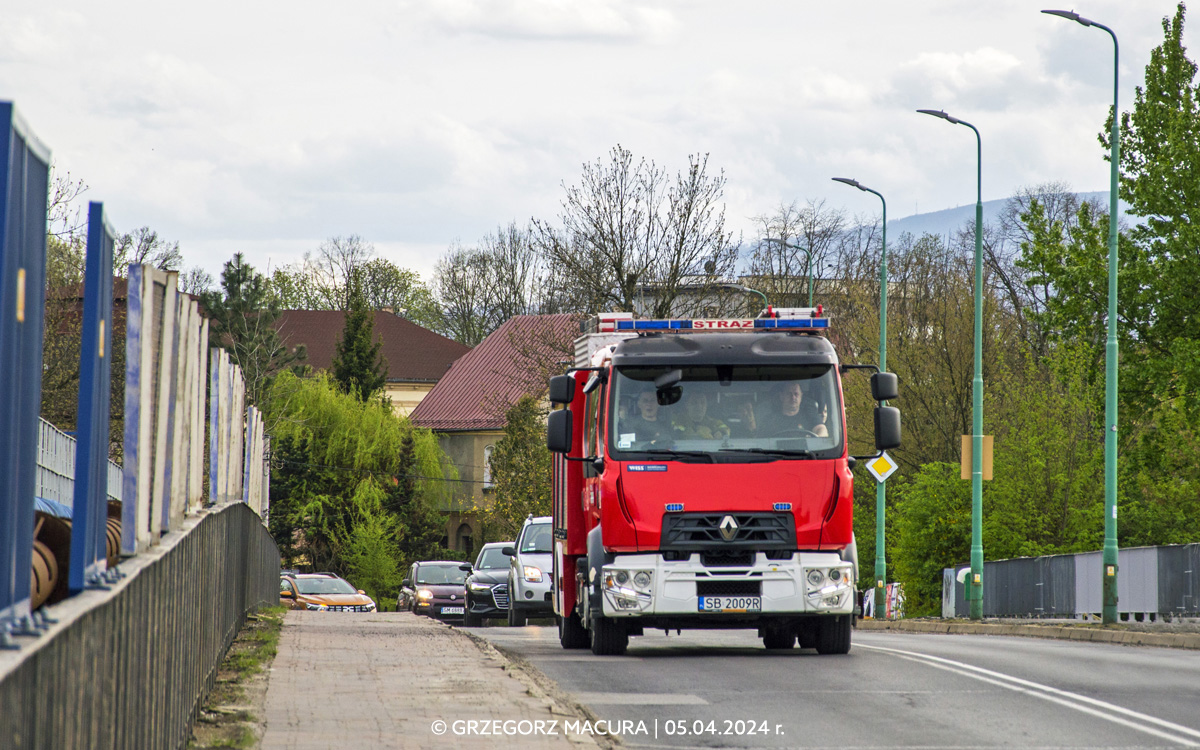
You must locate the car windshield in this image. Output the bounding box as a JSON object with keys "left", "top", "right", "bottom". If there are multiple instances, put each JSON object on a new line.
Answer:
{"left": 609, "top": 364, "right": 843, "bottom": 460}
{"left": 476, "top": 548, "right": 510, "bottom": 570}
{"left": 294, "top": 577, "right": 357, "bottom": 595}
{"left": 416, "top": 565, "right": 468, "bottom": 585}
{"left": 520, "top": 524, "right": 552, "bottom": 553}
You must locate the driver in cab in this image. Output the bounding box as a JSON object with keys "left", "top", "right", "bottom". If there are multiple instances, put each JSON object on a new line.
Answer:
{"left": 743, "top": 383, "right": 829, "bottom": 438}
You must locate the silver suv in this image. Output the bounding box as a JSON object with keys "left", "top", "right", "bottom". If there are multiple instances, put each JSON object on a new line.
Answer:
{"left": 505, "top": 516, "right": 553, "bottom": 626}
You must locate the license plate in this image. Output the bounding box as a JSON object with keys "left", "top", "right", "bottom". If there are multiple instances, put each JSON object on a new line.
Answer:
{"left": 441, "top": 606, "right": 464, "bottom": 615}
{"left": 698, "top": 596, "right": 761, "bottom": 613}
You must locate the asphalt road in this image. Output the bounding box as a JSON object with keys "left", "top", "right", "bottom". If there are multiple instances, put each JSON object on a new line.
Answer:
{"left": 475, "top": 624, "right": 1200, "bottom": 749}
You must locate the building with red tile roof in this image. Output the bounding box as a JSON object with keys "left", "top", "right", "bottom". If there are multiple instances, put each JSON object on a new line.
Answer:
{"left": 274, "top": 310, "right": 470, "bottom": 416}
{"left": 410, "top": 314, "right": 579, "bottom": 552}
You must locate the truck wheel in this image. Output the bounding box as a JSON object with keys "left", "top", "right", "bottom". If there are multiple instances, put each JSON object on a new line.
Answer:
{"left": 559, "top": 611, "right": 589, "bottom": 649}
{"left": 508, "top": 604, "right": 527, "bottom": 627}
{"left": 463, "top": 609, "right": 482, "bottom": 627}
{"left": 815, "top": 615, "right": 851, "bottom": 655}
{"left": 762, "top": 627, "right": 796, "bottom": 650}
{"left": 590, "top": 614, "right": 628, "bottom": 656}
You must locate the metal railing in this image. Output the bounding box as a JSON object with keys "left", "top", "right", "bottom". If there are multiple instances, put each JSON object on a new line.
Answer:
{"left": 942, "top": 543, "right": 1200, "bottom": 620}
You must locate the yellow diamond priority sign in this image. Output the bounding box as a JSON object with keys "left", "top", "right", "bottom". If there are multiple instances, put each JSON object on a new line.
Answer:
{"left": 866, "top": 451, "right": 898, "bottom": 483}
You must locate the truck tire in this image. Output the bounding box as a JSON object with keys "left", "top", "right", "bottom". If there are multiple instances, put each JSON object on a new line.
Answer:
{"left": 590, "top": 614, "right": 628, "bottom": 656}
{"left": 815, "top": 615, "right": 851, "bottom": 655}
{"left": 463, "top": 609, "right": 482, "bottom": 628}
{"left": 762, "top": 626, "right": 796, "bottom": 650}
{"left": 508, "top": 604, "right": 527, "bottom": 627}
{"left": 558, "top": 611, "right": 589, "bottom": 649}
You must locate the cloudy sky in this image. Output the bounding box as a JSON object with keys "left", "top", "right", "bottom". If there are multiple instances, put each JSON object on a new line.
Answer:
{"left": 1, "top": 0, "right": 1190, "bottom": 282}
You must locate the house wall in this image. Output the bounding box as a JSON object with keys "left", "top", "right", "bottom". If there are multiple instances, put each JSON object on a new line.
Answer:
{"left": 386, "top": 382, "right": 436, "bottom": 418}
{"left": 435, "top": 429, "right": 504, "bottom": 556}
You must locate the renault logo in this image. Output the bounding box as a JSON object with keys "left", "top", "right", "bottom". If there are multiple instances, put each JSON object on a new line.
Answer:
{"left": 719, "top": 515, "right": 739, "bottom": 541}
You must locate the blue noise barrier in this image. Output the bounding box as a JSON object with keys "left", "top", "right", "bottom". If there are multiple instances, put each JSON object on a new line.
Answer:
{"left": 0, "top": 102, "right": 51, "bottom": 626}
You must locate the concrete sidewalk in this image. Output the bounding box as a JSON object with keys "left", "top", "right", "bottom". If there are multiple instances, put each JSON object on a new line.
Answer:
{"left": 260, "top": 611, "right": 601, "bottom": 750}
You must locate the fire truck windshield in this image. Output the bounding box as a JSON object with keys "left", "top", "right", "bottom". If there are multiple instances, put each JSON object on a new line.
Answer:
{"left": 608, "top": 365, "right": 843, "bottom": 460}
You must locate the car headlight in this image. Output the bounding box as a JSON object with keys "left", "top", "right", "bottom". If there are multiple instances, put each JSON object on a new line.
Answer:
{"left": 523, "top": 566, "right": 542, "bottom": 582}
{"left": 806, "top": 569, "right": 825, "bottom": 587}
{"left": 417, "top": 589, "right": 434, "bottom": 600}
{"left": 468, "top": 581, "right": 493, "bottom": 593}
{"left": 305, "top": 602, "right": 326, "bottom": 611}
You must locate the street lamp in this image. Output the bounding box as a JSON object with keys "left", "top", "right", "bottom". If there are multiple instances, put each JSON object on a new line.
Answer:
{"left": 917, "top": 108, "right": 986, "bottom": 620}
{"left": 717, "top": 282, "right": 769, "bottom": 315}
{"left": 1043, "top": 8, "right": 1121, "bottom": 626}
{"left": 832, "top": 177, "right": 889, "bottom": 620}
{"left": 759, "top": 237, "right": 815, "bottom": 307}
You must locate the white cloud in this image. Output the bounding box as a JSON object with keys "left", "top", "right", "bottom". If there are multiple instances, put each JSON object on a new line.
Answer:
{"left": 403, "top": 0, "right": 678, "bottom": 42}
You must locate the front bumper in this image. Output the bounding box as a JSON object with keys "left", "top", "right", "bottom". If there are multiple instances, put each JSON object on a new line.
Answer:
{"left": 599, "top": 551, "right": 855, "bottom": 618}
{"left": 466, "top": 584, "right": 510, "bottom": 617}
{"left": 415, "top": 597, "right": 467, "bottom": 620}
{"left": 510, "top": 574, "right": 553, "bottom": 614}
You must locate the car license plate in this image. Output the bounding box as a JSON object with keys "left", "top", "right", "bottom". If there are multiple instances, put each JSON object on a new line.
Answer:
{"left": 698, "top": 596, "right": 761, "bottom": 613}
{"left": 441, "top": 606, "right": 464, "bottom": 615}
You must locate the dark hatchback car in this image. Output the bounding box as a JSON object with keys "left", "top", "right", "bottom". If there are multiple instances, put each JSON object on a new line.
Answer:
{"left": 401, "top": 561, "right": 469, "bottom": 621}
{"left": 462, "top": 542, "right": 514, "bottom": 627}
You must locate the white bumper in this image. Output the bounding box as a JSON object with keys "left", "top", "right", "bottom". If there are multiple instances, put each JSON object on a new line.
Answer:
{"left": 599, "top": 552, "right": 855, "bottom": 618}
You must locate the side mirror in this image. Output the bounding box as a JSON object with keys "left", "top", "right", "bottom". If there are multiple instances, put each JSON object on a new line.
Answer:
{"left": 280, "top": 589, "right": 294, "bottom": 598}
{"left": 547, "top": 409, "right": 573, "bottom": 453}
{"left": 501, "top": 546, "right": 515, "bottom": 557}
{"left": 871, "top": 372, "right": 899, "bottom": 402}
{"left": 459, "top": 564, "right": 472, "bottom": 572}
{"left": 357, "top": 589, "right": 366, "bottom": 595}
{"left": 549, "top": 375, "right": 575, "bottom": 404}
{"left": 874, "top": 406, "right": 901, "bottom": 451}
{"left": 402, "top": 579, "right": 412, "bottom": 588}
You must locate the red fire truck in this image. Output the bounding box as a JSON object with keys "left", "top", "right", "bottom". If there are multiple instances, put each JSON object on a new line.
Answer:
{"left": 546, "top": 308, "right": 900, "bottom": 655}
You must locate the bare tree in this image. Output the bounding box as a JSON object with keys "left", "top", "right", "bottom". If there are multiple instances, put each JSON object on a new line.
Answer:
{"left": 533, "top": 146, "right": 739, "bottom": 318}
{"left": 433, "top": 222, "right": 553, "bottom": 345}
{"left": 306, "top": 235, "right": 376, "bottom": 309}
{"left": 114, "top": 227, "right": 183, "bottom": 274}
{"left": 179, "top": 266, "right": 215, "bottom": 296}
{"left": 746, "top": 199, "right": 846, "bottom": 308}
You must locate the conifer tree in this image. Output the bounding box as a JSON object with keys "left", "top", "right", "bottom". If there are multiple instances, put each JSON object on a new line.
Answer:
{"left": 331, "top": 273, "right": 388, "bottom": 401}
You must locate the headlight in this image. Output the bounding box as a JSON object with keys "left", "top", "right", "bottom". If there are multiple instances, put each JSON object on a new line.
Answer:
{"left": 806, "top": 569, "right": 825, "bottom": 587}
{"left": 365, "top": 601, "right": 376, "bottom": 611}
{"left": 305, "top": 602, "right": 326, "bottom": 611}
{"left": 633, "top": 571, "right": 652, "bottom": 589}
{"left": 468, "top": 581, "right": 493, "bottom": 593}
{"left": 523, "top": 566, "right": 542, "bottom": 582}
{"left": 417, "top": 589, "right": 434, "bottom": 600}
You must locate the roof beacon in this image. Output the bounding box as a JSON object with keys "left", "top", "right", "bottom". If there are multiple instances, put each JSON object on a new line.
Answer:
{"left": 589, "top": 305, "right": 829, "bottom": 334}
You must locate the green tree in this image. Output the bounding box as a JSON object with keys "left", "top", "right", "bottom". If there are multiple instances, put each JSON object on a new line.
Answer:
{"left": 1100, "top": 2, "right": 1200, "bottom": 414}
{"left": 477, "top": 395, "right": 553, "bottom": 541}
{"left": 331, "top": 275, "right": 388, "bottom": 402}
{"left": 201, "top": 253, "right": 305, "bottom": 409}
{"left": 266, "top": 371, "right": 456, "bottom": 597}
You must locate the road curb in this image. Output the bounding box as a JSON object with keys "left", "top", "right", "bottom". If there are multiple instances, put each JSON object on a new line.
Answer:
{"left": 857, "top": 618, "right": 1200, "bottom": 649}
{"left": 455, "top": 626, "right": 620, "bottom": 748}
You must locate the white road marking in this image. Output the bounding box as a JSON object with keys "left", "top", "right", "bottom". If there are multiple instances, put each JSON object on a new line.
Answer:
{"left": 859, "top": 643, "right": 1200, "bottom": 747}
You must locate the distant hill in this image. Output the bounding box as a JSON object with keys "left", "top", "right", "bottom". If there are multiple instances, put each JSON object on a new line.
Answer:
{"left": 885, "top": 191, "right": 1127, "bottom": 239}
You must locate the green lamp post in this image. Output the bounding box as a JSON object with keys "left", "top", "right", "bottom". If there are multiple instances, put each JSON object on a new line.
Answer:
{"left": 917, "top": 108, "right": 986, "bottom": 620}
{"left": 1042, "top": 8, "right": 1121, "bottom": 625}
{"left": 832, "top": 177, "right": 889, "bottom": 619}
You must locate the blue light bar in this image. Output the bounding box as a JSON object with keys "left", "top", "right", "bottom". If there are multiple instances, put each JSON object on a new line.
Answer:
{"left": 754, "top": 318, "right": 829, "bottom": 329}
{"left": 665, "top": 503, "right": 684, "bottom": 512}
{"left": 616, "top": 319, "right": 694, "bottom": 331}
{"left": 773, "top": 502, "right": 792, "bottom": 511}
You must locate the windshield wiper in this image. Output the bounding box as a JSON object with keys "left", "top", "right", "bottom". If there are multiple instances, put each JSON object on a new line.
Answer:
{"left": 638, "top": 449, "right": 716, "bottom": 464}
{"left": 718, "top": 448, "right": 816, "bottom": 459}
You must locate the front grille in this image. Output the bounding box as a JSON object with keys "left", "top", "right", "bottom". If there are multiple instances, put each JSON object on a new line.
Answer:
{"left": 697, "top": 580, "right": 761, "bottom": 597}
{"left": 324, "top": 604, "right": 371, "bottom": 612}
{"left": 661, "top": 512, "right": 795, "bottom": 550}
{"left": 702, "top": 551, "right": 753, "bottom": 568}
{"left": 491, "top": 584, "right": 510, "bottom": 610}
